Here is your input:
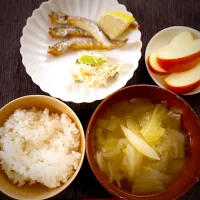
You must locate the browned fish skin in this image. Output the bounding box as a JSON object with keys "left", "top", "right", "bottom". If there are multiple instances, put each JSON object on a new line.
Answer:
{"left": 49, "top": 27, "right": 91, "bottom": 38}
{"left": 48, "top": 37, "right": 128, "bottom": 56}
{"left": 49, "top": 12, "right": 139, "bottom": 29}
{"left": 49, "top": 12, "right": 68, "bottom": 24}
{"left": 49, "top": 12, "right": 128, "bottom": 47}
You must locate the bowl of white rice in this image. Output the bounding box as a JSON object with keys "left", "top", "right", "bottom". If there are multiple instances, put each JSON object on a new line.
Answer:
{"left": 0, "top": 95, "right": 85, "bottom": 200}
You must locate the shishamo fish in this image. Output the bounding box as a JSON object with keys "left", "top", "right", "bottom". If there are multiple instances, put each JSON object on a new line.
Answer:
{"left": 49, "top": 27, "right": 91, "bottom": 38}
{"left": 49, "top": 12, "right": 128, "bottom": 47}
{"left": 48, "top": 37, "right": 128, "bottom": 56}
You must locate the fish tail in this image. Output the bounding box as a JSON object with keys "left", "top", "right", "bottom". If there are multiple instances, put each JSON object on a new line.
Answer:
{"left": 123, "top": 38, "right": 129, "bottom": 43}
{"left": 110, "top": 38, "right": 128, "bottom": 48}
{"left": 119, "top": 38, "right": 128, "bottom": 45}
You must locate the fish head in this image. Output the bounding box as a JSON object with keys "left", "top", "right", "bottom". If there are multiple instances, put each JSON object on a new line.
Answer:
{"left": 48, "top": 45, "right": 66, "bottom": 56}
{"left": 49, "top": 12, "right": 69, "bottom": 24}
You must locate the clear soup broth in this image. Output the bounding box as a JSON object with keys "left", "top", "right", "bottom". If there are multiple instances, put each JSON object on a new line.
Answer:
{"left": 93, "top": 98, "right": 187, "bottom": 194}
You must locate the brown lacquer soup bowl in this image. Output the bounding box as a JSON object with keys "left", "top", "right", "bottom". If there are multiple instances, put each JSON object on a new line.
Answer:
{"left": 86, "top": 85, "right": 200, "bottom": 200}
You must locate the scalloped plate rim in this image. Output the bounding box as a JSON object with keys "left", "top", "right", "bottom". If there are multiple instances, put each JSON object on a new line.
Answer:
{"left": 20, "top": 0, "right": 142, "bottom": 103}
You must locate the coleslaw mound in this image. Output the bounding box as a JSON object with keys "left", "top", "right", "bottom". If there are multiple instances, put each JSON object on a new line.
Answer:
{"left": 72, "top": 52, "right": 123, "bottom": 88}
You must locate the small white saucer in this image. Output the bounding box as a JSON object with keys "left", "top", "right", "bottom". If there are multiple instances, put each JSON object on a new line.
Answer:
{"left": 145, "top": 26, "right": 200, "bottom": 95}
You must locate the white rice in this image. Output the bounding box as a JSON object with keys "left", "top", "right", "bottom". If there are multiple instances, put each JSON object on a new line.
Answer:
{"left": 0, "top": 108, "right": 81, "bottom": 188}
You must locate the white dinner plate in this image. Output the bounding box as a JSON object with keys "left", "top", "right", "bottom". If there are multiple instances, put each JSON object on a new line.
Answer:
{"left": 20, "top": 0, "right": 142, "bottom": 103}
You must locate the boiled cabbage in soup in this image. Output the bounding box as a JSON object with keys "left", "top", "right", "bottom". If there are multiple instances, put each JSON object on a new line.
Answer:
{"left": 94, "top": 98, "right": 186, "bottom": 194}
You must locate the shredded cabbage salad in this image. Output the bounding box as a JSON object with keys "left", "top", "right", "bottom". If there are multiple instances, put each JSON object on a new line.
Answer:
{"left": 72, "top": 52, "right": 122, "bottom": 87}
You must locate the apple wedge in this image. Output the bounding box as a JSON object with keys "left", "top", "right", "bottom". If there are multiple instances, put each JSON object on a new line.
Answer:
{"left": 164, "top": 63, "right": 200, "bottom": 94}
{"left": 157, "top": 31, "right": 200, "bottom": 73}
{"left": 148, "top": 52, "right": 169, "bottom": 75}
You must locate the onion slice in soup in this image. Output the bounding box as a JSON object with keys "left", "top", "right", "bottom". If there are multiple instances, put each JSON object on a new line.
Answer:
{"left": 121, "top": 125, "right": 160, "bottom": 160}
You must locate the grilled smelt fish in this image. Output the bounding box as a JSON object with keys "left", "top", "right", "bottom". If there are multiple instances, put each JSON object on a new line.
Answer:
{"left": 49, "top": 27, "right": 91, "bottom": 38}
{"left": 48, "top": 37, "right": 128, "bottom": 56}
{"left": 49, "top": 12, "right": 128, "bottom": 47}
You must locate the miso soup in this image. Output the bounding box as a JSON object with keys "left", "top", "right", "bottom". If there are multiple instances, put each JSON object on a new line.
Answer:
{"left": 94, "top": 98, "right": 186, "bottom": 194}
